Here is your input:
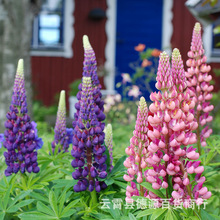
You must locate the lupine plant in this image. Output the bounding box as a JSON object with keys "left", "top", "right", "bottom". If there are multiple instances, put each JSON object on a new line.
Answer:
{"left": 71, "top": 36, "right": 107, "bottom": 193}
{"left": 3, "top": 59, "right": 43, "bottom": 176}
{"left": 186, "top": 22, "right": 214, "bottom": 154}
{"left": 51, "top": 90, "right": 73, "bottom": 153}
{"left": 0, "top": 23, "right": 219, "bottom": 220}
{"left": 104, "top": 124, "right": 114, "bottom": 172}
{"left": 124, "top": 96, "right": 149, "bottom": 200}
{"left": 124, "top": 49, "right": 212, "bottom": 208}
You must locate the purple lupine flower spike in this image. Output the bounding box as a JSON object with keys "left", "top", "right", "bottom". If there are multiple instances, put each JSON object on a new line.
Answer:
{"left": 73, "top": 35, "right": 105, "bottom": 128}
{"left": 3, "top": 59, "right": 43, "bottom": 176}
{"left": 52, "top": 90, "right": 73, "bottom": 153}
{"left": 105, "top": 124, "right": 114, "bottom": 172}
{"left": 72, "top": 76, "right": 107, "bottom": 192}
{"left": 71, "top": 36, "right": 107, "bottom": 192}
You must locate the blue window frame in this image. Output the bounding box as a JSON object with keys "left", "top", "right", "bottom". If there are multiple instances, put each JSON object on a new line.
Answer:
{"left": 32, "top": 0, "right": 65, "bottom": 50}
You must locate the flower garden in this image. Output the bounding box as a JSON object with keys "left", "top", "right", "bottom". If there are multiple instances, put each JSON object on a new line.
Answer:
{"left": 0, "top": 22, "right": 219, "bottom": 220}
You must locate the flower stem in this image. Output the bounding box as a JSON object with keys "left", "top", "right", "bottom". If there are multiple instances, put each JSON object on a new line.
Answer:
{"left": 138, "top": 147, "right": 144, "bottom": 196}
{"left": 180, "top": 161, "right": 192, "bottom": 198}
{"left": 196, "top": 111, "right": 201, "bottom": 155}
{"left": 165, "top": 132, "right": 169, "bottom": 198}
{"left": 91, "top": 189, "right": 97, "bottom": 205}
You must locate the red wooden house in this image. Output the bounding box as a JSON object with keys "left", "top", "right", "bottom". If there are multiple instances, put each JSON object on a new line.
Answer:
{"left": 31, "top": 0, "right": 220, "bottom": 113}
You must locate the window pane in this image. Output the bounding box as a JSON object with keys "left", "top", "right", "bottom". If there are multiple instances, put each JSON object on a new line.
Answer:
{"left": 40, "top": 14, "right": 60, "bottom": 28}
{"left": 31, "top": 0, "right": 64, "bottom": 49}
{"left": 39, "top": 28, "right": 60, "bottom": 45}
{"left": 213, "top": 35, "right": 220, "bottom": 49}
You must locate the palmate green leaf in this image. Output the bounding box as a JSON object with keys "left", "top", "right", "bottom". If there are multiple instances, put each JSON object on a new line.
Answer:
{"left": 49, "top": 191, "right": 59, "bottom": 217}
{"left": 113, "top": 180, "right": 127, "bottom": 190}
{"left": 105, "top": 178, "right": 114, "bottom": 186}
{"left": 30, "top": 191, "right": 49, "bottom": 203}
{"left": 140, "top": 182, "right": 165, "bottom": 198}
{"left": 61, "top": 199, "right": 80, "bottom": 217}
{"left": 204, "top": 150, "right": 216, "bottom": 165}
{"left": 208, "top": 162, "right": 220, "bottom": 166}
{"left": 164, "top": 209, "right": 174, "bottom": 220}
{"left": 189, "top": 216, "right": 200, "bottom": 220}
{"left": 136, "top": 208, "right": 155, "bottom": 218}
{"left": 18, "top": 211, "right": 57, "bottom": 220}
{"left": 52, "top": 179, "right": 76, "bottom": 189}
{"left": 107, "top": 155, "right": 126, "bottom": 178}
{"left": 201, "top": 208, "right": 220, "bottom": 220}
{"left": 2, "top": 185, "right": 12, "bottom": 210}
{"left": 7, "top": 199, "right": 34, "bottom": 213}
{"left": 60, "top": 209, "right": 76, "bottom": 218}
{"left": 0, "top": 212, "right": 5, "bottom": 220}
{"left": 128, "top": 212, "right": 137, "bottom": 220}
{"left": 102, "top": 191, "right": 116, "bottom": 196}
{"left": 60, "top": 169, "right": 72, "bottom": 176}
{"left": 0, "top": 175, "right": 16, "bottom": 194}
{"left": 9, "top": 190, "right": 31, "bottom": 207}
{"left": 37, "top": 166, "right": 62, "bottom": 181}
{"left": 58, "top": 191, "right": 66, "bottom": 216}
{"left": 90, "top": 212, "right": 114, "bottom": 220}
{"left": 40, "top": 173, "right": 64, "bottom": 183}
{"left": 150, "top": 208, "right": 168, "bottom": 220}
{"left": 37, "top": 201, "right": 55, "bottom": 216}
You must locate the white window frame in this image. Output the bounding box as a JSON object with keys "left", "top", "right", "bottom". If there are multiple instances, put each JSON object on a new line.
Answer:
{"left": 31, "top": 0, "right": 74, "bottom": 58}
{"left": 203, "top": 24, "right": 220, "bottom": 63}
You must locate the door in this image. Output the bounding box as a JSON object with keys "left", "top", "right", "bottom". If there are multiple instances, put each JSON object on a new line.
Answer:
{"left": 115, "top": 0, "right": 163, "bottom": 99}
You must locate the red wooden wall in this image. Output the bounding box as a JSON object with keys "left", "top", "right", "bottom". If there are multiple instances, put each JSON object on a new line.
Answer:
{"left": 32, "top": 0, "right": 220, "bottom": 108}
{"left": 31, "top": 0, "right": 107, "bottom": 107}
{"left": 171, "top": 0, "right": 220, "bottom": 91}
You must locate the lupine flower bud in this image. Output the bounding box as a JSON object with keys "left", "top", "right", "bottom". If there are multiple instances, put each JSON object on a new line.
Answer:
{"left": 104, "top": 124, "right": 114, "bottom": 172}
{"left": 3, "top": 59, "right": 43, "bottom": 176}
{"left": 52, "top": 90, "right": 73, "bottom": 153}
{"left": 71, "top": 36, "right": 107, "bottom": 192}
{"left": 155, "top": 52, "right": 173, "bottom": 91}
{"left": 186, "top": 22, "right": 213, "bottom": 152}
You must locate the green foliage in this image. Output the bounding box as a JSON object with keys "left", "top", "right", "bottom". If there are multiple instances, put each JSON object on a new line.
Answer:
{"left": 33, "top": 101, "right": 57, "bottom": 122}
{"left": 105, "top": 100, "right": 138, "bottom": 125}
{"left": 1, "top": 94, "right": 220, "bottom": 220}
{"left": 69, "top": 79, "right": 81, "bottom": 96}
{"left": 18, "top": 189, "right": 79, "bottom": 220}
{"left": 0, "top": 185, "right": 34, "bottom": 220}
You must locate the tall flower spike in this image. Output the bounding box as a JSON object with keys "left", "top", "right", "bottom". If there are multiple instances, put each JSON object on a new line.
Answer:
{"left": 71, "top": 36, "right": 107, "bottom": 193}
{"left": 73, "top": 35, "right": 105, "bottom": 128}
{"left": 155, "top": 52, "right": 173, "bottom": 91}
{"left": 124, "top": 97, "right": 149, "bottom": 202}
{"left": 3, "top": 59, "right": 43, "bottom": 176}
{"left": 52, "top": 90, "right": 73, "bottom": 153}
{"left": 172, "top": 48, "right": 187, "bottom": 93}
{"left": 72, "top": 77, "right": 107, "bottom": 192}
{"left": 144, "top": 49, "right": 211, "bottom": 207}
{"left": 105, "top": 124, "right": 114, "bottom": 172}
{"left": 186, "top": 22, "right": 214, "bottom": 153}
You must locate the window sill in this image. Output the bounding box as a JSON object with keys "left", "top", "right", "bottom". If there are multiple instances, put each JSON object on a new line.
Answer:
{"left": 31, "top": 49, "right": 69, "bottom": 57}
{"left": 207, "top": 56, "right": 220, "bottom": 63}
